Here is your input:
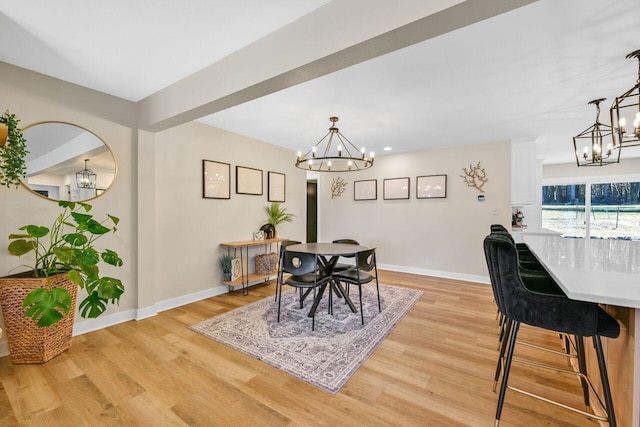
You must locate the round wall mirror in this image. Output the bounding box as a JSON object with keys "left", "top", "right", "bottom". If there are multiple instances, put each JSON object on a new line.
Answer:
{"left": 21, "top": 122, "right": 117, "bottom": 201}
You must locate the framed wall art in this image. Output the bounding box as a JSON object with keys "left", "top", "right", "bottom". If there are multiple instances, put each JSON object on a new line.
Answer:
{"left": 354, "top": 179, "right": 377, "bottom": 201}
{"left": 203, "top": 160, "right": 230, "bottom": 199}
{"left": 268, "top": 171, "right": 286, "bottom": 202}
{"left": 416, "top": 174, "right": 447, "bottom": 199}
{"left": 383, "top": 177, "right": 410, "bottom": 200}
{"left": 236, "top": 166, "right": 263, "bottom": 195}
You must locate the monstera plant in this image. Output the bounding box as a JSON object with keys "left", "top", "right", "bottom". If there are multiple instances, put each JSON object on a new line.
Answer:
{"left": 6, "top": 201, "right": 124, "bottom": 327}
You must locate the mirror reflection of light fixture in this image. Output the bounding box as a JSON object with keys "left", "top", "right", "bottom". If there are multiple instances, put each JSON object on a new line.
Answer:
{"left": 295, "top": 116, "right": 374, "bottom": 172}
{"left": 610, "top": 49, "right": 640, "bottom": 148}
{"left": 573, "top": 98, "right": 620, "bottom": 167}
{"left": 76, "top": 159, "right": 97, "bottom": 189}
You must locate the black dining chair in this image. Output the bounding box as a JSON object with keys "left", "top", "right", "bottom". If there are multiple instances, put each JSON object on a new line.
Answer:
{"left": 277, "top": 250, "right": 331, "bottom": 331}
{"left": 483, "top": 233, "right": 619, "bottom": 426}
{"left": 274, "top": 240, "right": 302, "bottom": 301}
{"left": 331, "top": 239, "right": 360, "bottom": 272}
{"left": 332, "top": 248, "right": 380, "bottom": 325}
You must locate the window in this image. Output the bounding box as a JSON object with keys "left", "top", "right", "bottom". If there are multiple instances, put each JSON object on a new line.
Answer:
{"left": 590, "top": 182, "right": 640, "bottom": 240}
{"left": 542, "top": 184, "right": 586, "bottom": 238}
{"left": 542, "top": 179, "right": 640, "bottom": 241}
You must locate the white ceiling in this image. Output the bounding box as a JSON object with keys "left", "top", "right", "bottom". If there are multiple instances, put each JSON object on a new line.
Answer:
{"left": 2, "top": 0, "right": 640, "bottom": 164}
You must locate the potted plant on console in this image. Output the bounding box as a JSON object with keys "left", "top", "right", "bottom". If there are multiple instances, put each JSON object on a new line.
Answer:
{"left": 218, "top": 254, "right": 233, "bottom": 281}
{"left": 262, "top": 202, "right": 294, "bottom": 239}
{"left": 1, "top": 201, "right": 124, "bottom": 363}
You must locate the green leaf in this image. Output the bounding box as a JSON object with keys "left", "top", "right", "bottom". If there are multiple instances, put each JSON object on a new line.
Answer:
{"left": 86, "top": 219, "right": 110, "bottom": 235}
{"left": 22, "top": 287, "right": 72, "bottom": 327}
{"left": 23, "top": 225, "right": 49, "bottom": 238}
{"left": 81, "top": 263, "right": 99, "bottom": 277}
{"left": 71, "top": 211, "right": 92, "bottom": 224}
{"left": 96, "top": 277, "right": 124, "bottom": 301}
{"left": 102, "top": 249, "right": 123, "bottom": 267}
{"left": 107, "top": 214, "right": 120, "bottom": 226}
{"left": 8, "top": 239, "right": 36, "bottom": 256}
{"left": 78, "top": 292, "right": 107, "bottom": 318}
{"left": 67, "top": 269, "right": 84, "bottom": 287}
{"left": 63, "top": 233, "right": 88, "bottom": 246}
{"left": 77, "top": 248, "right": 99, "bottom": 265}
{"left": 53, "top": 246, "right": 73, "bottom": 264}
{"left": 85, "top": 274, "right": 99, "bottom": 294}
{"left": 78, "top": 202, "right": 92, "bottom": 212}
{"left": 58, "top": 201, "right": 75, "bottom": 210}
{"left": 8, "top": 233, "right": 30, "bottom": 239}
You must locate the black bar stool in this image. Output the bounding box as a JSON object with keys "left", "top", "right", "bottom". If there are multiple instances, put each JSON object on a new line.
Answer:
{"left": 483, "top": 233, "right": 619, "bottom": 426}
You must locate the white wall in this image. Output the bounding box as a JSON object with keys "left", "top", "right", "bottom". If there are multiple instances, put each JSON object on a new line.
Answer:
{"left": 151, "top": 122, "right": 307, "bottom": 303}
{"left": 318, "top": 140, "right": 511, "bottom": 282}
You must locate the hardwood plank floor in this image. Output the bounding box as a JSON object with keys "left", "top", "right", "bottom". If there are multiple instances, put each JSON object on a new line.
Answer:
{"left": 0, "top": 271, "right": 602, "bottom": 426}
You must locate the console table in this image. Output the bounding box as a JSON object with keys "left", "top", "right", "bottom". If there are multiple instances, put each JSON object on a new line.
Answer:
{"left": 220, "top": 237, "right": 286, "bottom": 295}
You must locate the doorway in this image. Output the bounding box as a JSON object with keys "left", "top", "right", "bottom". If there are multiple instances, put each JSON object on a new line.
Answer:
{"left": 306, "top": 180, "right": 317, "bottom": 243}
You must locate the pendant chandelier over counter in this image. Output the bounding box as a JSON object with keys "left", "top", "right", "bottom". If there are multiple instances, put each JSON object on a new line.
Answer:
{"left": 610, "top": 50, "right": 640, "bottom": 149}
{"left": 295, "top": 116, "right": 374, "bottom": 172}
{"left": 76, "top": 159, "right": 97, "bottom": 189}
{"left": 573, "top": 99, "right": 620, "bottom": 167}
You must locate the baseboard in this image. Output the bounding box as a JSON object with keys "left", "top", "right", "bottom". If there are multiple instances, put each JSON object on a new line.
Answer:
{"left": 378, "top": 263, "right": 490, "bottom": 285}
{"left": 154, "top": 285, "right": 229, "bottom": 313}
{"left": 73, "top": 309, "right": 138, "bottom": 336}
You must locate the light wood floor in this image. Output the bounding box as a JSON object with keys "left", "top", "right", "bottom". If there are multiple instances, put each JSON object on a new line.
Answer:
{"left": 0, "top": 271, "right": 602, "bottom": 426}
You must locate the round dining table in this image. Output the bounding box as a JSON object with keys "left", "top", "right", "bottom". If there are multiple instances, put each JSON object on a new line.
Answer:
{"left": 285, "top": 242, "right": 370, "bottom": 317}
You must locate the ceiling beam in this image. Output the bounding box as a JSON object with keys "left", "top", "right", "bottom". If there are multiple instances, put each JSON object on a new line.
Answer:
{"left": 138, "top": 0, "right": 536, "bottom": 132}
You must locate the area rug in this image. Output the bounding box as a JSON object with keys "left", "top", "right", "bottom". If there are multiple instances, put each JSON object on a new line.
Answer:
{"left": 189, "top": 283, "right": 423, "bottom": 394}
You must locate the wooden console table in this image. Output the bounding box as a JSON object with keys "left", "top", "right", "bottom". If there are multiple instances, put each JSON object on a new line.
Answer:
{"left": 220, "top": 237, "right": 286, "bottom": 295}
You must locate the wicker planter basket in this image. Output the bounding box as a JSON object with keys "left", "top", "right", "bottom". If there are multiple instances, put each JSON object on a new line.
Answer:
{"left": 0, "top": 272, "right": 77, "bottom": 364}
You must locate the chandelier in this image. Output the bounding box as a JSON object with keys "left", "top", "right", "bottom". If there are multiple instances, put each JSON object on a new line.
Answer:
{"left": 610, "top": 49, "right": 640, "bottom": 148}
{"left": 76, "top": 159, "right": 97, "bottom": 189}
{"left": 573, "top": 99, "right": 620, "bottom": 167}
{"left": 295, "top": 116, "right": 374, "bottom": 172}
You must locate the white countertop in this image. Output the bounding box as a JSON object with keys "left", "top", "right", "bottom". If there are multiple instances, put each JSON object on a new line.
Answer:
{"left": 522, "top": 235, "right": 640, "bottom": 309}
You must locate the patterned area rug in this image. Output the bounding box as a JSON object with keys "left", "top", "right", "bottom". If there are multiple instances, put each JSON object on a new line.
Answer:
{"left": 189, "top": 283, "right": 423, "bottom": 394}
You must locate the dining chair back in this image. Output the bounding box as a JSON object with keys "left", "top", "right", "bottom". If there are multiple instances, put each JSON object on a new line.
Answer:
{"left": 332, "top": 248, "right": 380, "bottom": 325}
{"left": 331, "top": 238, "right": 360, "bottom": 272}
{"left": 274, "top": 240, "right": 301, "bottom": 301}
{"left": 278, "top": 250, "right": 330, "bottom": 330}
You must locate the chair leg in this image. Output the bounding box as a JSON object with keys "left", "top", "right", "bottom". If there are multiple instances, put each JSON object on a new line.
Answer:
{"left": 358, "top": 285, "right": 364, "bottom": 325}
{"left": 277, "top": 283, "right": 283, "bottom": 323}
{"left": 575, "top": 335, "right": 590, "bottom": 406}
{"left": 493, "top": 317, "right": 512, "bottom": 392}
{"left": 375, "top": 280, "right": 381, "bottom": 312}
{"left": 299, "top": 288, "right": 304, "bottom": 309}
{"left": 593, "top": 335, "right": 616, "bottom": 427}
{"left": 311, "top": 286, "right": 316, "bottom": 331}
{"left": 496, "top": 321, "right": 520, "bottom": 426}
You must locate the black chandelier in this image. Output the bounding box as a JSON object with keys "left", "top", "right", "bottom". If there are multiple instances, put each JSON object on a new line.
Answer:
{"left": 573, "top": 99, "right": 620, "bottom": 167}
{"left": 295, "top": 116, "right": 374, "bottom": 172}
{"left": 610, "top": 50, "right": 640, "bottom": 148}
{"left": 76, "top": 159, "right": 97, "bottom": 189}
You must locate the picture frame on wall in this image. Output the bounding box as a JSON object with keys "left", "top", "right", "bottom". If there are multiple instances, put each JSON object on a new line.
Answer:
{"left": 416, "top": 174, "right": 447, "bottom": 199}
{"left": 236, "top": 166, "right": 263, "bottom": 195}
{"left": 354, "top": 179, "right": 377, "bottom": 201}
{"left": 383, "top": 177, "right": 410, "bottom": 200}
{"left": 268, "top": 171, "right": 286, "bottom": 202}
{"left": 203, "top": 160, "right": 231, "bottom": 199}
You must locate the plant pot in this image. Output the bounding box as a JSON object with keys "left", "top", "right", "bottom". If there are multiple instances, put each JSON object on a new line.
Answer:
{"left": 0, "top": 272, "right": 78, "bottom": 364}
{"left": 0, "top": 123, "right": 7, "bottom": 147}
{"left": 223, "top": 272, "right": 232, "bottom": 282}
